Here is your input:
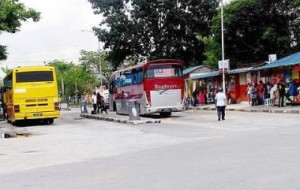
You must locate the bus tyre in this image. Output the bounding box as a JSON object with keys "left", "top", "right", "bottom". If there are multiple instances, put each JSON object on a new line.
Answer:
{"left": 113, "top": 102, "right": 116, "bottom": 112}
{"left": 160, "top": 112, "right": 171, "bottom": 117}
{"left": 48, "top": 119, "right": 54, "bottom": 124}
{"left": 12, "top": 120, "right": 20, "bottom": 127}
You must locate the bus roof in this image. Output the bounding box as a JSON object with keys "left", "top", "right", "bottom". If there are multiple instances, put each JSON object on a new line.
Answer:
{"left": 14, "top": 65, "right": 55, "bottom": 72}
{"left": 3, "top": 65, "right": 55, "bottom": 79}
{"left": 111, "top": 59, "right": 184, "bottom": 77}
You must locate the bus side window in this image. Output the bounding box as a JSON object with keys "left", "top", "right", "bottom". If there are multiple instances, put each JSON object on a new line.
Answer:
{"left": 136, "top": 72, "right": 143, "bottom": 84}
{"left": 124, "top": 74, "right": 132, "bottom": 86}
{"left": 116, "top": 77, "right": 121, "bottom": 87}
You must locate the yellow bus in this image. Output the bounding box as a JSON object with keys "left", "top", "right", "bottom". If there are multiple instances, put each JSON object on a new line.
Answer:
{"left": 2, "top": 66, "right": 60, "bottom": 125}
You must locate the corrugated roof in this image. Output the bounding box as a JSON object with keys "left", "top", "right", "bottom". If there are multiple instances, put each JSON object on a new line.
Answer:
{"left": 183, "top": 65, "right": 203, "bottom": 75}
{"left": 189, "top": 71, "right": 220, "bottom": 80}
{"left": 254, "top": 52, "right": 300, "bottom": 70}
{"left": 228, "top": 67, "right": 252, "bottom": 74}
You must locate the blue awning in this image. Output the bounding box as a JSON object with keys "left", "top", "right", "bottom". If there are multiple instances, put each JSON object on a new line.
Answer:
{"left": 254, "top": 52, "right": 300, "bottom": 71}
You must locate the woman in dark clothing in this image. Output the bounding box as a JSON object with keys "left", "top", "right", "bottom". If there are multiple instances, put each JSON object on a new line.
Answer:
{"left": 100, "top": 95, "right": 108, "bottom": 114}
{"left": 277, "top": 80, "right": 285, "bottom": 107}
{"left": 96, "top": 92, "right": 102, "bottom": 113}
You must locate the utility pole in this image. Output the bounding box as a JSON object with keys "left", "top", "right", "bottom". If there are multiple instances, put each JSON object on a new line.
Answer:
{"left": 98, "top": 40, "right": 102, "bottom": 86}
{"left": 221, "top": 0, "right": 226, "bottom": 94}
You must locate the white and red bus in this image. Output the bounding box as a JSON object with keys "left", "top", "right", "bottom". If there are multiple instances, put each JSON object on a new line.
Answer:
{"left": 108, "top": 59, "right": 185, "bottom": 117}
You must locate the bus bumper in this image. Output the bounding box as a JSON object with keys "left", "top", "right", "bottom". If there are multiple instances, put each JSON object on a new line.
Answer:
{"left": 144, "top": 105, "right": 185, "bottom": 114}
{"left": 14, "top": 111, "right": 60, "bottom": 121}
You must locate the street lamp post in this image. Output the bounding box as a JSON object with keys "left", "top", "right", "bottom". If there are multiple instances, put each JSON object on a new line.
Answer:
{"left": 81, "top": 30, "right": 102, "bottom": 86}
{"left": 221, "top": 0, "right": 226, "bottom": 94}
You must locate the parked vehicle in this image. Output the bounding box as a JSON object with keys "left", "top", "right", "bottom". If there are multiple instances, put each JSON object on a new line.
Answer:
{"left": 2, "top": 66, "right": 60, "bottom": 125}
{"left": 108, "top": 59, "right": 185, "bottom": 117}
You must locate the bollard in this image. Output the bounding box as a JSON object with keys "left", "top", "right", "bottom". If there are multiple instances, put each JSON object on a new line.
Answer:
{"left": 81, "top": 101, "right": 88, "bottom": 114}
{"left": 128, "top": 100, "right": 140, "bottom": 120}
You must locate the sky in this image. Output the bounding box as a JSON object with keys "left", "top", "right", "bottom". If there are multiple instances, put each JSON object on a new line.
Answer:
{"left": 0, "top": 0, "right": 102, "bottom": 77}
{"left": 0, "top": 0, "right": 231, "bottom": 77}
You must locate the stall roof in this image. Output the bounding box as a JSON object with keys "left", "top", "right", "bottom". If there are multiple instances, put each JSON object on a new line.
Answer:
{"left": 228, "top": 67, "right": 252, "bottom": 74}
{"left": 189, "top": 71, "right": 220, "bottom": 80}
{"left": 254, "top": 52, "right": 300, "bottom": 71}
{"left": 183, "top": 65, "right": 204, "bottom": 75}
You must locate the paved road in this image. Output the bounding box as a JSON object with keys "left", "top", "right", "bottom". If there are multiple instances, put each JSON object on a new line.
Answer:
{"left": 0, "top": 109, "right": 299, "bottom": 190}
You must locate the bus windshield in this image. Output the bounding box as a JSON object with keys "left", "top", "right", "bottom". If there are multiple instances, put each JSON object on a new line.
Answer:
{"left": 144, "top": 64, "right": 183, "bottom": 78}
{"left": 16, "top": 71, "right": 54, "bottom": 83}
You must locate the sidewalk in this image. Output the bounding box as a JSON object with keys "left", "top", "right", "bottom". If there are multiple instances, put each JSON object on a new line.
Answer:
{"left": 80, "top": 110, "right": 162, "bottom": 125}
{"left": 193, "top": 102, "right": 300, "bottom": 114}
{"left": 80, "top": 102, "right": 300, "bottom": 126}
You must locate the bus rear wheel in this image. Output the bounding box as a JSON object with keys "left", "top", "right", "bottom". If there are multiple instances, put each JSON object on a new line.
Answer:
{"left": 160, "top": 112, "right": 171, "bottom": 117}
{"left": 48, "top": 118, "right": 54, "bottom": 124}
{"left": 45, "top": 118, "right": 54, "bottom": 124}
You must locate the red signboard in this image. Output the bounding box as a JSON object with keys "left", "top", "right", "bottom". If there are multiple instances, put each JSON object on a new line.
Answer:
{"left": 294, "top": 65, "right": 300, "bottom": 72}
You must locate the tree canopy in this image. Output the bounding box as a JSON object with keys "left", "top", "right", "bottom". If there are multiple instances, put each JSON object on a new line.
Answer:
{"left": 79, "top": 50, "right": 113, "bottom": 84}
{"left": 88, "top": 0, "right": 219, "bottom": 69}
{"left": 0, "top": 0, "right": 40, "bottom": 61}
{"left": 88, "top": 0, "right": 300, "bottom": 69}
{"left": 47, "top": 60, "right": 98, "bottom": 102}
{"left": 211, "top": 0, "right": 300, "bottom": 66}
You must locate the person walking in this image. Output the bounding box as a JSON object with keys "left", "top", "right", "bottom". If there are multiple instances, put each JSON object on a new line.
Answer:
{"left": 215, "top": 88, "right": 227, "bottom": 121}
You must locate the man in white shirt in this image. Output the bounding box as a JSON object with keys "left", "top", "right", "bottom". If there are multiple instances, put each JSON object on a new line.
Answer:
{"left": 215, "top": 88, "right": 227, "bottom": 121}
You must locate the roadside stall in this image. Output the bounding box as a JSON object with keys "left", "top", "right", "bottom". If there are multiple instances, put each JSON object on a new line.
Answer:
{"left": 254, "top": 52, "right": 300, "bottom": 104}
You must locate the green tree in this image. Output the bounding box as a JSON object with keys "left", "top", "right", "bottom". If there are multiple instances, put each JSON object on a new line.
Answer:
{"left": 197, "top": 35, "right": 221, "bottom": 68}
{"left": 1, "top": 65, "right": 11, "bottom": 75}
{"left": 64, "top": 65, "right": 98, "bottom": 103}
{"left": 211, "top": 0, "right": 300, "bottom": 65}
{"left": 79, "top": 50, "right": 113, "bottom": 84}
{"left": 0, "top": 0, "right": 40, "bottom": 60}
{"left": 88, "top": 0, "right": 219, "bottom": 68}
{"left": 47, "top": 60, "right": 98, "bottom": 103}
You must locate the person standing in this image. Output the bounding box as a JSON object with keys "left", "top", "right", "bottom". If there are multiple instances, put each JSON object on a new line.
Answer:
{"left": 91, "top": 92, "right": 97, "bottom": 113}
{"left": 246, "top": 83, "right": 252, "bottom": 105}
{"left": 270, "top": 83, "right": 277, "bottom": 106}
{"left": 277, "top": 80, "right": 285, "bottom": 107}
{"left": 257, "top": 80, "right": 264, "bottom": 105}
{"left": 251, "top": 83, "right": 257, "bottom": 106}
{"left": 192, "top": 88, "right": 199, "bottom": 107}
{"left": 198, "top": 90, "right": 205, "bottom": 106}
{"left": 215, "top": 88, "right": 227, "bottom": 121}
{"left": 287, "top": 79, "right": 297, "bottom": 104}
{"left": 100, "top": 95, "right": 108, "bottom": 114}
{"left": 96, "top": 92, "right": 102, "bottom": 113}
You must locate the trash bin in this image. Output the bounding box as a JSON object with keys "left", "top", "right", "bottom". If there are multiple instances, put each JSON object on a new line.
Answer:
{"left": 81, "top": 101, "right": 88, "bottom": 114}
{"left": 128, "top": 100, "right": 140, "bottom": 120}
